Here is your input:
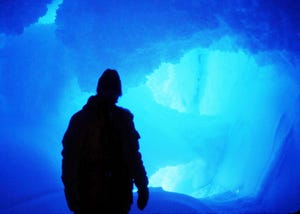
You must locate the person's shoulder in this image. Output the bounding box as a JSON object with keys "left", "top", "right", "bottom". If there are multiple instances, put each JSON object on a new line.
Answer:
{"left": 69, "top": 109, "right": 86, "bottom": 125}
{"left": 115, "top": 106, "right": 134, "bottom": 120}
{"left": 71, "top": 96, "right": 97, "bottom": 121}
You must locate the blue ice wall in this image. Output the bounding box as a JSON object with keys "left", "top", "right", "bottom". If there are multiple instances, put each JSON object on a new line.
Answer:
{"left": 0, "top": 0, "right": 300, "bottom": 213}
{"left": 0, "top": 0, "right": 52, "bottom": 34}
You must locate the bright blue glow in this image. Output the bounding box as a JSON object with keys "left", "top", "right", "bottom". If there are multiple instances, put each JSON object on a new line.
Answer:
{"left": 119, "top": 45, "right": 299, "bottom": 200}
{"left": 38, "top": 0, "right": 63, "bottom": 24}
{"left": 1, "top": 1, "right": 300, "bottom": 213}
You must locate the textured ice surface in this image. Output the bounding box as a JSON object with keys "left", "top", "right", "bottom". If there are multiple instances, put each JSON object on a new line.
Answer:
{"left": 0, "top": 0, "right": 299, "bottom": 213}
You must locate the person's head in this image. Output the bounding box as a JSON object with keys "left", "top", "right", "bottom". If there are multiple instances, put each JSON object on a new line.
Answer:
{"left": 96, "top": 69, "right": 122, "bottom": 104}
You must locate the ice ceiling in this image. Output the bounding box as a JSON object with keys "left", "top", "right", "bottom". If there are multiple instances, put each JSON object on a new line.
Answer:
{"left": 0, "top": 0, "right": 299, "bottom": 212}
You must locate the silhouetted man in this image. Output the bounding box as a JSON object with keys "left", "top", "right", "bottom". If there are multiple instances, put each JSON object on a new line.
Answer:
{"left": 62, "top": 69, "right": 149, "bottom": 214}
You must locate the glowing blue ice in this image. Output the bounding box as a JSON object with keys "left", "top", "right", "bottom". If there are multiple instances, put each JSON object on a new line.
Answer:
{"left": 38, "top": 0, "right": 63, "bottom": 25}
{"left": 0, "top": 0, "right": 300, "bottom": 213}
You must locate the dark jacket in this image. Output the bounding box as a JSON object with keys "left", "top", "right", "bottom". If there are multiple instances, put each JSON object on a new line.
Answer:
{"left": 62, "top": 95, "right": 148, "bottom": 213}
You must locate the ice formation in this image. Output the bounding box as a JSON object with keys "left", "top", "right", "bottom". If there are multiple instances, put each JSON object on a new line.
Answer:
{"left": 0, "top": 0, "right": 299, "bottom": 213}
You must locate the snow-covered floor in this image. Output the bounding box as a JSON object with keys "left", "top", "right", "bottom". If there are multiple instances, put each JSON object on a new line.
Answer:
{"left": 0, "top": 187, "right": 281, "bottom": 214}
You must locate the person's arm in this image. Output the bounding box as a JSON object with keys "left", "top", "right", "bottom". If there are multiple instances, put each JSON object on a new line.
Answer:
{"left": 125, "top": 112, "right": 149, "bottom": 210}
{"left": 61, "top": 112, "right": 85, "bottom": 212}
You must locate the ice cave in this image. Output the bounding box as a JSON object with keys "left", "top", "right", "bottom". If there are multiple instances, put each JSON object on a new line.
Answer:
{"left": 0, "top": 0, "right": 300, "bottom": 213}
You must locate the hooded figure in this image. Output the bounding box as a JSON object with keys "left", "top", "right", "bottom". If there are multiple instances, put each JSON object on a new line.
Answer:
{"left": 62, "top": 69, "right": 149, "bottom": 214}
